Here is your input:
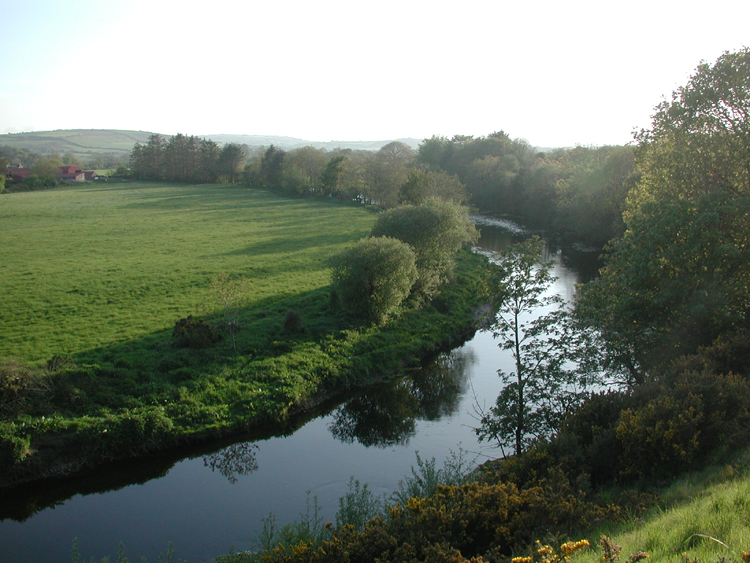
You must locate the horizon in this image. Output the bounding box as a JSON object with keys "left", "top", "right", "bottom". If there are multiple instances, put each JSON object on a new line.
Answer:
{"left": 2, "top": 1, "right": 749, "bottom": 148}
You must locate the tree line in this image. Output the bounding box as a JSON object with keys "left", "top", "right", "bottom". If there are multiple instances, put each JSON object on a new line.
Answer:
{"left": 129, "top": 133, "right": 247, "bottom": 183}
{"left": 241, "top": 137, "right": 636, "bottom": 246}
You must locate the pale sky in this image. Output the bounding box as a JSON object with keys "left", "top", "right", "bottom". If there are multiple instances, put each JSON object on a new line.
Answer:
{"left": 1, "top": 0, "right": 748, "bottom": 148}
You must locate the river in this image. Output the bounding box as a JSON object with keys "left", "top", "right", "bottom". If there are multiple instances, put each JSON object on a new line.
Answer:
{"left": 0, "top": 217, "right": 601, "bottom": 563}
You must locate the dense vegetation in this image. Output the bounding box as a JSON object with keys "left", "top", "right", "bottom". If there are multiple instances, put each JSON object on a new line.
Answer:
{"left": 0, "top": 181, "right": 489, "bottom": 487}
{"left": 3, "top": 45, "right": 750, "bottom": 563}
{"left": 211, "top": 47, "right": 750, "bottom": 563}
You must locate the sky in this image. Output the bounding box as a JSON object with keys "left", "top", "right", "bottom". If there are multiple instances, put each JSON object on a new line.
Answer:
{"left": 1, "top": 0, "right": 748, "bottom": 148}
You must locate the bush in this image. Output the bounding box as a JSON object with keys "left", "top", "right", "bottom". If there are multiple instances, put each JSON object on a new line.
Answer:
{"left": 330, "top": 236, "right": 418, "bottom": 325}
{"left": 283, "top": 311, "right": 305, "bottom": 334}
{"left": 370, "top": 199, "right": 478, "bottom": 299}
{"left": 0, "top": 358, "right": 50, "bottom": 417}
{"left": 172, "top": 315, "right": 222, "bottom": 348}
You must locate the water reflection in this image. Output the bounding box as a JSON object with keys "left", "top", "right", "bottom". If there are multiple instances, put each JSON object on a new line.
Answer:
{"left": 328, "top": 349, "right": 475, "bottom": 447}
{"left": 203, "top": 443, "right": 259, "bottom": 484}
{"left": 412, "top": 350, "right": 475, "bottom": 421}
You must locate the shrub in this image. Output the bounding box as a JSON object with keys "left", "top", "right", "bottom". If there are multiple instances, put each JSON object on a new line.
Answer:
{"left": 0, "top": 358, "right": 50, "bottom": 417}
{"left": 370, "top": 199, "right": 478, "bottom": 299}
{"left": 283, "top": 311, "right": 305, "bottom": 334}
{"left": 330, "top": 236, "right": 418, "bottom": 325}
{"left": 172, "top": 315, "right": 222, "bottom": 349}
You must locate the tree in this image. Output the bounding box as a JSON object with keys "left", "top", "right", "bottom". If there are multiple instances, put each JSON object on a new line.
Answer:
{"left": 320, "top": 155, "right": 349, "bottom": 197}
{"left": 330, "top": 237, "right": 418, "bottom": 325}
{"left": 260, "top": 145, "right": 286, "bottom": 191}
{"left": 628, "top": 47, "right": 750, "bottom": 214}
{"left": 476, "top": 237, "right": 597, "bottom": 456}
{"left": 369, "top": 198, "right": 478, "bottom": 298}
{"left": 398, "top": 169, "right": 467, "bottom": 205}
{"left": 210, "top": 273, "right": 248, "bottom": 353}
{"left": 577, "top": 48, "right": 750, "bottom": 378}
{"left": 365, "top": 141, "right": 414, "bottom": 208}
{"left": 216, "top": 143, "right": 246, "bottom": 183}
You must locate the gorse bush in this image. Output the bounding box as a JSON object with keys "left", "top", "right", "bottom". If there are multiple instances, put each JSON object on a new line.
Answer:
{"left": 172, "top": 315, "right": 222, "bottom": 349}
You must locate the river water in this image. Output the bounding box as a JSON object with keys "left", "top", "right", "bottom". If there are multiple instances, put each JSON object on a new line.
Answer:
{"left": 0, "top": 217, "right": 601, "bottom": 563}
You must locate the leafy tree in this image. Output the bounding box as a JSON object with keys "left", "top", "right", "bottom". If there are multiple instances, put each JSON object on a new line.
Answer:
{"left": 477, "top": 237, "right": 598, "bottom": 456}
{"left": 260, "top": 145, "right": 286, "bottom": 192}
{"left": 370, "top": 199, "right": 478, "bottom": 298}
{"left": 365, "top": 141, "right": 414, "bottom": 208}
{"left": 216, "top": 143, "right": 246, "bottom": 183}
{"left": 578, "top": 48, "right": 750, "bottom": 378}
{"left": 320, "top": 155, "right": 349, "bottom": 197}
{"left": 30, "top": 157, "right": 61, "bottom": 182}
{"left": 398, "top": 169, "right": 467, "bottom": 205}
{"left": 330, "top": 236, "right": 418, "bottom": 325}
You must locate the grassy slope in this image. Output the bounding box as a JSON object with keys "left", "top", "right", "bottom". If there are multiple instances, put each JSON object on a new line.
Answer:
{"left": 571, "top": 457, "right": 750, "bottom": 563}
{"left": 0, "top": 129, "right": 153, "bottom": 156}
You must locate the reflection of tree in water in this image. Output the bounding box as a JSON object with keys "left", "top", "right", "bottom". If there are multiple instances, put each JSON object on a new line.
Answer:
{"left": 411, "top": 349, "right": 474, "bottom": 421}
{"left": 203, "top": 443, "right": 259, "bottom": 484}
{"left": 328, "top": 348, "right": 475, "bottom": 447}
{"left": 328, "top": 378, "right": 418, "bottom": 448}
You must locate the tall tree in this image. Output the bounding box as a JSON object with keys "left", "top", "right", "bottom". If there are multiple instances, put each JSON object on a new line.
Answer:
{"left": 578, "top": 48, "right": 750, "bottom": 379}
{"left": 216, "top": 143, "right": 246, "bottom": 183}
{"left": 477, "top": 237, "right": 597, "bottom": 455}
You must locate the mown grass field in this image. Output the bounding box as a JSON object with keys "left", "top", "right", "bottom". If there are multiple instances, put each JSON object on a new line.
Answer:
{"left": 0, "top": 181, "right": 375, "bottom": 363}
{"left": 0, "top": 181, "right": 489, "bottom": 485}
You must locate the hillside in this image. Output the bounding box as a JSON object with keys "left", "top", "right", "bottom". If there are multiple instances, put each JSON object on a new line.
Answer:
{"left": 0, "top": 129, "right": 423, "bottom": 159}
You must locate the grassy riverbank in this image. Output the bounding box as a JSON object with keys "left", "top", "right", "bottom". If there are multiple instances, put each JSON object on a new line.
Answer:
{"left": 0, "top": 182, "right": 490, "bottom": 487}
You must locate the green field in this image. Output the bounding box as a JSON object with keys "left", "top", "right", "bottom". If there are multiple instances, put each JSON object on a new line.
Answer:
{"left": 0, "top": 182, "right": 375, "bottom": 362}
{"left": 0, "top": 181, "right": 487, "bottom": 485}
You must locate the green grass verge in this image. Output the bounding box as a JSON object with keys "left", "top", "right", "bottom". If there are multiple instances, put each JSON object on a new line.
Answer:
{"left": 0, "top": 182, "right": 490, "bottom": 486}
{"left": 571, "top": 452, "right": 750, "bottom": 563}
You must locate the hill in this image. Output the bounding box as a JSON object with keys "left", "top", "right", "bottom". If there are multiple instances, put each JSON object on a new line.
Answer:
{"left": 0, "top": 129, "right": 424, "bottom": 159}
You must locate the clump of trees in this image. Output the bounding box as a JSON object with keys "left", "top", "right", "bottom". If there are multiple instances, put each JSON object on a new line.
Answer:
{"left": 129, "top": 134, "right": 247, "bottom": 183}
{"left": 330, "top": 198, "right": 477, "bottom": 325}
{"left": 577, "top": 47, "right": 750, "bottom": 381}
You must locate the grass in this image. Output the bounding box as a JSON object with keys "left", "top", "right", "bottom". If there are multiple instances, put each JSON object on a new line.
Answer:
{"left": 0, "top": 181, "right": 489, "bottom": 485}
{"left": 572, "top": 454, "right": 750, "bottom": 563}
{"left": 0, "top": 181, "right": 375, "bottom": 363}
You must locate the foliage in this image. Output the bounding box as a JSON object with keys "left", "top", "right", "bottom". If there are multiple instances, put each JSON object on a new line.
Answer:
{"left": 130, "top": 134, "right": 246, "bottom": 183}
{"left": 210, "top": 273, "right": 249, "bottom": 352}
{"left": 172, "top": 315, "right": 222, "bottom": 349}
{"left": 0, "top": 180, "right": 491, "bottom": 485}
{"left": 239, "top": 477, "right": 614, "bottom": 563}
{"left": 477, "top": 237, "right": 600, "bottom": 455}
{"left": 0, "top": 358, "right": 51, "bottom": 418}
{"left": 398, "top": 169, "right": 467, "bottom": 205}
{"left": 370, "top": 198, "right": 478, "bottom": 299}
{"left": 329, "top": 236, "right": 418, "bottom": 325}
{"left": 577, "top": 48, "right": 750, "bottom": 378}
{"left": 283, "top": 311, "right": 305, "bottom": 334}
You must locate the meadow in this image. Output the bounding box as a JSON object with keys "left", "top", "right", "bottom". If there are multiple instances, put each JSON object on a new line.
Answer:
{"left": 0, "top": 181, "right": 375, "bottom": 362}
{"left": 0, "top": 181, "right": 488, "bottom": 485}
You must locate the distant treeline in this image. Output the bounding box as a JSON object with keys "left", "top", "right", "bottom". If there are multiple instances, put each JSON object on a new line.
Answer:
{"left": 129, "top": 134, "right": 246, "bottom": 183}
{"left": 241, "top": 133, "right": 637, "bottom": 245}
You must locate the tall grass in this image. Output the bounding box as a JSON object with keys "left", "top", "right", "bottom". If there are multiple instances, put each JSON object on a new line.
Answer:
{"left": 573, "top": 463, "right": 750, "bottom": 563}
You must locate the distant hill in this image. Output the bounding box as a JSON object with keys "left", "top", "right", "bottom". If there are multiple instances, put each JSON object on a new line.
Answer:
{"left": 0, "top": 129, "right": 424, "bottom": 158}
{"left": 0, "top": 130, "right": 154, "bottom": 157}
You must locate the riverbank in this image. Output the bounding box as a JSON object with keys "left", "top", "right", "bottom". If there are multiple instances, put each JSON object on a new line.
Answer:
{"left": 0, "top": 249, "right": 492, "bottom": 490}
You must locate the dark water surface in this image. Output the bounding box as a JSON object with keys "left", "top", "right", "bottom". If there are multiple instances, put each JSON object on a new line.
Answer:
{"left": 0, "top": 217, "right": 601, "bottom": 563}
